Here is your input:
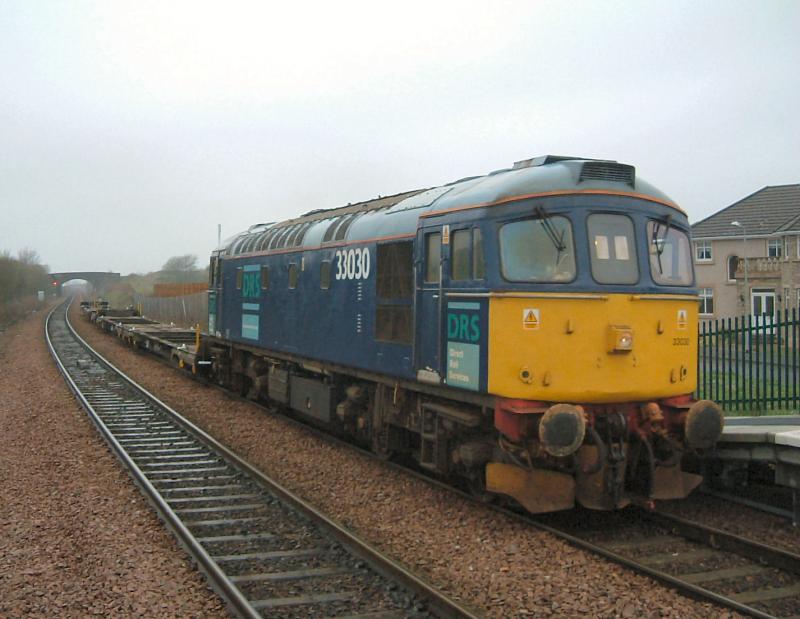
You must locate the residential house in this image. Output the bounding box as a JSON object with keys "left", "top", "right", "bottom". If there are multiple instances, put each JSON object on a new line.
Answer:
{"left": 691, "top": 184, "right": 800, "bottom": 321}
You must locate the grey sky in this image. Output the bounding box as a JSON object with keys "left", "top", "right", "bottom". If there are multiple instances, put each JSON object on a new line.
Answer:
{"left": 1, "top": 0, "right": 798, "bottom": 275}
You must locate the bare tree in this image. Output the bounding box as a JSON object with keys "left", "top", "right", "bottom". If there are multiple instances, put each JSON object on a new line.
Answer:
{"left": 0, "top": 248, "right": 49, "bottom": 323}
{"left": 17, "top": 247, "right": 40, "bottom": 265}
{"left": 158, "top": 254, "right": 203, "bottom": 283}
{"left": 161, "top": 254, "right": 198, "bottom": 272}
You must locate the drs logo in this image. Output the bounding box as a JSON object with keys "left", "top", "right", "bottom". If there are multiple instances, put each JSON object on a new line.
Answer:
{"left": 447, "top": 312, "right": 480, "bottom": 343}
{"left": 335, "top": 247, "right": 370, "bottom": 281}
{"left": 242, "top": 271, "right": 260, "bottom": 298}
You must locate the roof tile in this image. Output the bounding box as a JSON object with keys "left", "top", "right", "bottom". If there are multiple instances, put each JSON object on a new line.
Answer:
{"left": 691, "top": 184, "right": 800, "bottom": 237}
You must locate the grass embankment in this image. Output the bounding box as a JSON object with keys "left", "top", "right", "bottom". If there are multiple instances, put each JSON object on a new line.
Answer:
{"left": 698, "top": 370, "right": 799, "bottom": 416}
{"left": 0, "top": 297, "right": 47, "bottom": 333}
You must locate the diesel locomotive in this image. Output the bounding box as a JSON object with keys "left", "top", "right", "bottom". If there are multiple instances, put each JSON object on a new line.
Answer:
{"left": 201, "top": 155, "right": 724, "bottom": 513}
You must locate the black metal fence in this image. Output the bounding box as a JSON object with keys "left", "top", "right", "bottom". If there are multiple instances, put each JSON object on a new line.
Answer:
{"left": 698, "top": 309, "right": 800, "bottom": 414}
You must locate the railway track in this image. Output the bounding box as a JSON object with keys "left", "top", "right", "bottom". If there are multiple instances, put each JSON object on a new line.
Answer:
{"left": 532, "top": 508, "right": 800, "bottom": 619}
{"left": 78, "top": 304, "right": 800, "bottom": 618}
{"left": 46, "top": 299, "right": 480, "bottom": 619}
{"left": 701, "top": 486, "right": 799, "bottom": 525}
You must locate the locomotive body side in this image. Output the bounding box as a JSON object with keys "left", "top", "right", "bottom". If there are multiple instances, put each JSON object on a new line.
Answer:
{"left": 202, "top": 156, "right": 724, "bottom": 514}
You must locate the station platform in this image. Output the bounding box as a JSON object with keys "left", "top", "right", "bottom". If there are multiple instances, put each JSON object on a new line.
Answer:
{"left": 721, "top": 415, "right": 800, "bottom": 448}
{"left": 710, "top": 415, "right": 800, "bottom": 525}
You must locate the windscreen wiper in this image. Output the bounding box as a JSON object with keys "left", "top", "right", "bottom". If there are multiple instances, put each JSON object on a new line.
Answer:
{"left": 535, "top": 205, "right": 566, "bottom": 254}
{"left": 652, "top": 214, "right": 671, "bottom": 274}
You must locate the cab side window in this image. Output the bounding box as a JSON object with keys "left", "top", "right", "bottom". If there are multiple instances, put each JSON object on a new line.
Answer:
{"left": 451, "top": 230, "right": 470, "bottom": 280}
{"left": 424, "top": 232, "right": 441, "bottom": 283}
{"left": 451, "top": 228, "right": 485, "bottom": 281}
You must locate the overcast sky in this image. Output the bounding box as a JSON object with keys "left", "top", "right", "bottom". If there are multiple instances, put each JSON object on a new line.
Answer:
{"left": 1, "top": 1, "right": 798, "bottom": 275}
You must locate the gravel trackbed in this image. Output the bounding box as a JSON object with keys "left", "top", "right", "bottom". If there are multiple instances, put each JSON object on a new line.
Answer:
{"left": 0, "top": 307, "right": 227, "bottom": 618}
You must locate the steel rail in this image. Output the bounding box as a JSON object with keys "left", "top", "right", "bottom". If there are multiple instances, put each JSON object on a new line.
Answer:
{"left": 49, "top": 299, "right": 482, "bottom": 619}
{"left": 527, "top": 507, "right": 800, "bottom": 619}
{"left": 701, "top": 487, "right": 797, "bottom": 524}
{"left": 46, "top": 302, "right": 261, "bottom": 619}
{"left": 643, "top": 509, "right": 800, "bottom": 577}
{"left": 81, "top": 303, "right": 800, "bottom": 618}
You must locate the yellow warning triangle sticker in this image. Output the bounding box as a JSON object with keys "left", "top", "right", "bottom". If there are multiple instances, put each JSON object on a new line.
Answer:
{"left": 523, "top": 309, "right": 540, "bottom": 329}
{"left": 677, "top": 309, "right": 687, "bottom": 329}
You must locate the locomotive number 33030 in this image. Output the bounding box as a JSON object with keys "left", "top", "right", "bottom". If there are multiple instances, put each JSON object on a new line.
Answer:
{"left": 335, "top": 247, "right": 371, "bottom": 281}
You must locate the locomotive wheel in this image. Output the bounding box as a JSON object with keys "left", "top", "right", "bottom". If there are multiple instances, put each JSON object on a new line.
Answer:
{"left": 370, "top": 425, "right": 392, "bottom": 461}
{"left": 466, "top": 472, "right": 494, "bottom": 503}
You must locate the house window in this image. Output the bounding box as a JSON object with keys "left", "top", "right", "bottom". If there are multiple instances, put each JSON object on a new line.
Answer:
{"left": 768, "top": 238, "right": 783, "bottom": 258}
{"left": 797, "top": 288, "right": 800, "bottom": 309}
{"left": 699, "top": 287, "right": 714, "bottom": 315}
{"left": 288, "top": 263, "right": 298, "bottom": 289}
{"left": 694, "top": 241, "right": 712, "bottom": 262}
{"left": 260, "top": 265, "right": 269, "bottom": 290}
{"left": 236, "top": 267, "right": 243, "bottom": 290}
{"left": 727, "top": 255, "right": 738, "bottom": 282}
{"left": 783, "top": 287, "right": 790, "bottom": 309}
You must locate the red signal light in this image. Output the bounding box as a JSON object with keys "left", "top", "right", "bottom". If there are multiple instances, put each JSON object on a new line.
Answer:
{"left": 52, "top": 281, "right": 58, "bottom": 286}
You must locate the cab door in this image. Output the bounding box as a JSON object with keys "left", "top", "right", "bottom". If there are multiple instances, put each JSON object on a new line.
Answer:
{"left": 415, "top": 226, "right": 446, "bottom": 382}
{"left": 440, "top": 226, "right": 486, "bottom": 392}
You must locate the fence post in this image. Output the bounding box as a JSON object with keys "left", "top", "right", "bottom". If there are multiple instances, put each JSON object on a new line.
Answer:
{"left": 733, "top": 315, "right": 740, "bottom": 411}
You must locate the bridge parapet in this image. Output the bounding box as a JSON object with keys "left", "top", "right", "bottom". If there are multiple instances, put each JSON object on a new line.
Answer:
{"left": 48, "top": 272, "right": 121, "bottom": 294}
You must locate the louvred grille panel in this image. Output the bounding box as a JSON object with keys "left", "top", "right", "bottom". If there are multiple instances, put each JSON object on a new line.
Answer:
{"left": 579, "top": 162, "right": 635, "bottom": 186}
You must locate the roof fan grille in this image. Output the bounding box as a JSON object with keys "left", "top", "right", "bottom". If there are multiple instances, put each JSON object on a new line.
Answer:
{"left": 579, "top": 162, "right": 635, "bottom": 186}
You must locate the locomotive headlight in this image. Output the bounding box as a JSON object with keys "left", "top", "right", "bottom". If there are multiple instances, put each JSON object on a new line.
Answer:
{"left": 607, "top": 326, "right": 634, "bottom": 353}
{"left": 539, "top": 403, "right": 586, "bottom": 457}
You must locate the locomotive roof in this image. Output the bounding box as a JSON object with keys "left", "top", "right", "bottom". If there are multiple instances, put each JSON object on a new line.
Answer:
{"left": 222, "top": 156, "right": 681, "bottom": 257}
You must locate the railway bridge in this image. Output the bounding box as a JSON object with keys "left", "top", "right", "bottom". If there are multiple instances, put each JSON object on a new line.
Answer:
{"left": 49, "top": 271, "right": 121, "bottom": 295}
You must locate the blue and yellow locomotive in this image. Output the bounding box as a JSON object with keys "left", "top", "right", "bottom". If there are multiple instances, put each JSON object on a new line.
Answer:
{"left": 203, "top": 155, "right": 724, "bottom": 513}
